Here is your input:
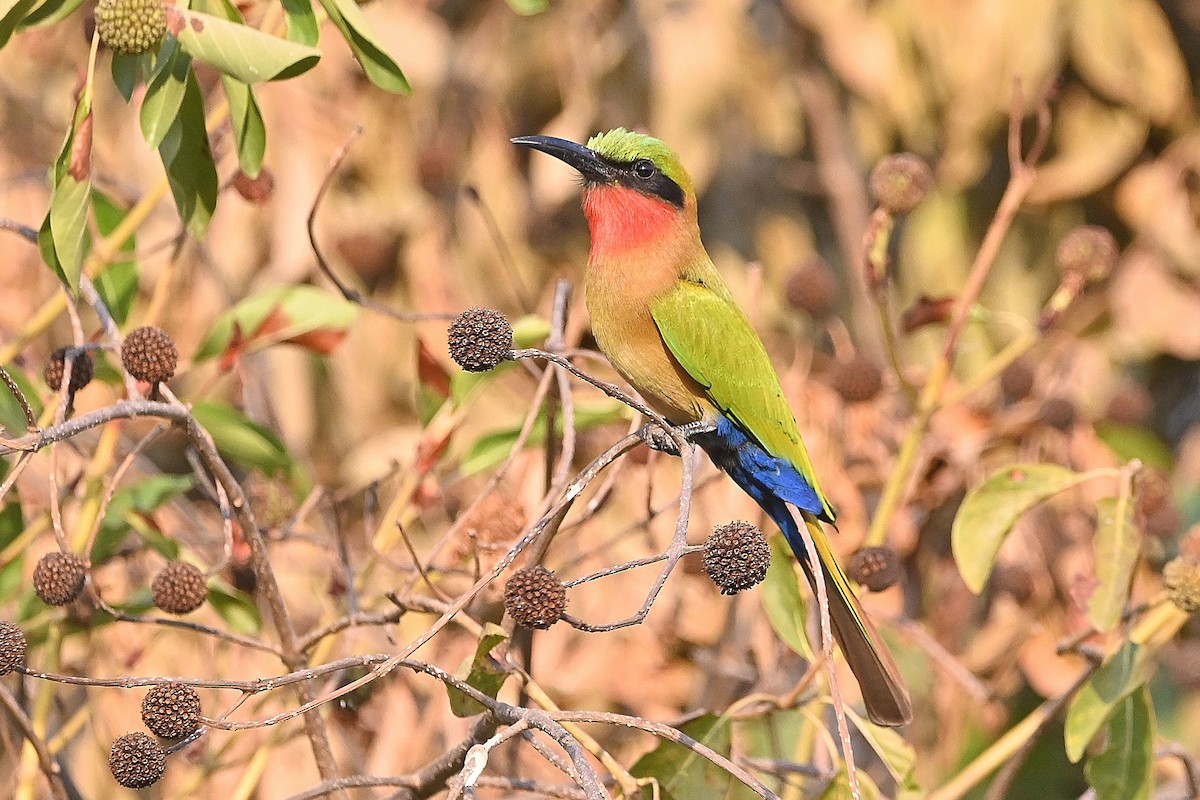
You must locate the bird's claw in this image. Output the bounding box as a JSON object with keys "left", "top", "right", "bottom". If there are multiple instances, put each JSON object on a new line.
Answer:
{"left": 639, "top": 425, "right": 680, "bottom": 455}
{"left": 638, "top": 420, "right": 716, "bottom": 456}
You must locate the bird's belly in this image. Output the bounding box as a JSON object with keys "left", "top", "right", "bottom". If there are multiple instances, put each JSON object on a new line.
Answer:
{"left": 586, "top": 290, "right": 708, "bottom": 426}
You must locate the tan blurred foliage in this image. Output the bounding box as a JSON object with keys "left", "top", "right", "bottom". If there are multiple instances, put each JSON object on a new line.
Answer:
{"left": 1, "top": 0, "right": 1200, "bottom": 797}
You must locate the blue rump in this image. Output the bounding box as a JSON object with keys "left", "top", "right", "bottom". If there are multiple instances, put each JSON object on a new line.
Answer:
{"left": 692, "top": 413, "right": 834, "bottom": 529}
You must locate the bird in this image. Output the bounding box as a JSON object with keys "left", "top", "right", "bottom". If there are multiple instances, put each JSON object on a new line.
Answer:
{"left": 512, "top": 128, "right": 913, "bottom": 726}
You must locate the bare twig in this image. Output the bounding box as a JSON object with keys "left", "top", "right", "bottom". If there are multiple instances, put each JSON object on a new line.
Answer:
{"left": 307, "top": 124, "right": 455, "bottom": 322}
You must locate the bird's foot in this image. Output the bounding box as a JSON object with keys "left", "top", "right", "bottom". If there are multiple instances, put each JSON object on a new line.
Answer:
{"left": 637, "top": 420, "right": 717, "bottom": 456}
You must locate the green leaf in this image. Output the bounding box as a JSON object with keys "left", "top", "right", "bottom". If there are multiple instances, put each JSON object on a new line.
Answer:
{"left": 280, "top": 0, "right": 319, "bottom": 45}
{"left": 506, "top": 0, "right": 548, "bottom": 14}
{"left": 0, "top": 553, "right": 23, "bottom": 603}
{"left": 1094, "top": 422, "right": 1173, "bottom": 471}
{"left": 315, "top": 0, "right": 409, "bottom": 93}
{"left": 1088, "top": 494, "right": 1140, "bottom": 632}
{"left": 631, "top": 714, "right": 756, "bottom": 800}
{"left": 447, "top": 623, "right": 509, "bottom": 717}
{"left": 952, "top": 464, "right": 1091, "bottom": 593}
{"left": 140, "top": 40, "right": 191, "bottom": 149}
{"left": 91, "top": 194, "right": 138, "bottom": 325}
{"left": 45, "top": 174, "right": 91, "bottom": 292}
{"left": 1065, "top": 640, "right": 1154, "bottom": 762}
{"left": 191, "top": 400, "right": 296, "bottom": 476}
{"left": 17, "top": 0, "right": 83, "bottom": 28}
{"left": 762, "top": 533, "right": 814, "bottom": 660}
{"left": 1084, "top": 685, "right": 1154, "bottom": 800}
{"left": 0, "top": 0, "right": 37, "bottom": 49}
{"left": 460, "top": 402, "right": 627, "bottom": 475}
{"left": 194, "top": 285, "right": 359, "bottom": 362}
{"left": 92, "top": 474, "right": 194, "bottom": 564}
{"left": 819, "top": 766, "right": 883, "bottom": 800}
{"left": 0, "top": 467, "right": 23, "bottom": 549}
{"left": 207, "top": 580, "right": 261, "bottom": 634}
{"left": 110, "top": 52, "right": 144, "bottom": 102}
{"left": 159, "top": 68, "right": 218, "bottom": 238}
{"left": 222, "top": 77, "right": 266, "bottom": 177}
{"left": 168, "top": 7, "right": 320, "bottom": 82}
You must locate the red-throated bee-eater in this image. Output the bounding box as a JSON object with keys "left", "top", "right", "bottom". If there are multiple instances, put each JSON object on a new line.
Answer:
{"left": 513, "top": 128, "right": 912, "bottom": 726}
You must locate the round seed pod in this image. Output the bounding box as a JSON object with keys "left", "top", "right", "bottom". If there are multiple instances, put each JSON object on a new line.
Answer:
{"left": 1038, "top": 396, "right": 1078, "bottom": 432}
{"left": 94, "top": 0, "right": 166, "bottom": 55}
{"left": 108, "top": 732, "right": 165, "bottom": 789}
{"left": 831, "top": 355, "right": 884, "bottom": 403}
{"left": 121, "top": 326, "right": 178, "bottom": 384}
{"left": 0, "top": 621, "right": 26, "bottom": 676}
{"left": 1104, "top": 380, "right": 1152, "bottom": 426}
{"left": 702, "top": 521, "right": 771, "bottom": 594}
{"left": 999, "top": 358, "right": 1035, "bottom": 404}
{"left": 869, "top": 153, "right": 933, "bottom": 214}
{"left": 233, "top": 168, "right": 275, "bottom": 204}
{"left": 32, "top": 552, "right": 87, "bottom": 606}
{"left": 448, "top": 308, "right": 513, "bottom": 372}
{"left": 1164, "top": 556, "right": 1200, "bottom": 613}
{"left": 503, "top": 565, "right": 566, "bottom": 629}
{"left": 846, "top": 546, "right": 902, "bottom": 592}
{"left": 1055, "top": 225, "right": 1118, "bottom": 282}
{"left": 784, "top": 259, "right": 837, "bottom": 318}
{"left": 459, "top": 491, "right": 526, "bottom": 554}
{"left": 141, "top": 682, "right": 202, "bottom": 739}
{"left": 44, "top": 347, "right": 94, "bottom": 393}
{"left": 151, "top": 562, "right": 207, "bottom": 615}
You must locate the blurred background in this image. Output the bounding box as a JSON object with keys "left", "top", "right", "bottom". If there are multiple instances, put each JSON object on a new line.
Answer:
{"left": 2, "top": 0, "right": 1200, "bottom": 797}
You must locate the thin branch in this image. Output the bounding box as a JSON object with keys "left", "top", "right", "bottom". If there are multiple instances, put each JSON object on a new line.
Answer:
{"left": 307, "top": 124, "right": 455, "bottom": 322}
{"left": 0, "top": 683, "right": 68, "bottom": 800}
{"left": 550, "top": 710, "right": 780, "bottom": 800}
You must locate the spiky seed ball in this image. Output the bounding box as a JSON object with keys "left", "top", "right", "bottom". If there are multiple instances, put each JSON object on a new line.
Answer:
{"left": 846, "top": 546, "right": 902, "bottom": 592}
{"left": 0, "top": 621, "right": 26, "bottom": 676}
{"left": 32, "top": 552, "right": 87, "bottom": 606}
{"left": 999, "top": 358, "right": 1035, "bottom": 404}
{"left": 503, "top": 566, "right": 566, "bottom": 629}
{"left": 122, "top": 326, "right": 178, "bottom": 384}
{"left": 869, "top": 153, "right": 933, "bottom": 214}
{"left": 94, "top": 0, "right": 166, "bottom": 56}
{"left": 44, "top": 347, "right": 94, "bottom": 393}
{"left": 831, "top": 355, "right": 883, "bottom": 403}
{"left": 1038, "top": 396, "right": 1078, "bottom": 431}
{"left": 108, "top": 732, "right": 165, "bottom": 789}
{"left": 151, "top": 562, "right": 207, "bottom": 615}
{"left": 784, "top": 259, "right": 837, "bottom": 317}
{"left": 142, "top": 683, "right": 202, "bottom": 739}
{"left": 448, "top": 308, "right": 513, "bottom": 372}
{"left": 1055, "top": 225, "right": 1118, "bottom": 282}
{"left": 702, "top": 521, "right": 771, "bottom": 594}
{"left": 1164, "top": 556, "right": 1200, "bottom": 613}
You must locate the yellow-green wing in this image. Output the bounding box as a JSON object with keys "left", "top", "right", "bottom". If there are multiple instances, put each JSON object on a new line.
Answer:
{"left": 650, "top": 279, "right": 834, "bottom": 519}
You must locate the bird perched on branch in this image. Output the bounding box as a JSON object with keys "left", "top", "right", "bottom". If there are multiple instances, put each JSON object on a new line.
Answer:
{"left": 513, "top": 128, "right": 912, "bottom": 726}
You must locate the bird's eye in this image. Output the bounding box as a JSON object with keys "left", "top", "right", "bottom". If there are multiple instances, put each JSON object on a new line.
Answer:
{"left": 632, "top": 159, "right": 657, "bottom": 179}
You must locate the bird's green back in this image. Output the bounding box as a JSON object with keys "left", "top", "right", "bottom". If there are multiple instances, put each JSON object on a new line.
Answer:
{"left": 650, "top": 277, "right": 835, "bottom": 521}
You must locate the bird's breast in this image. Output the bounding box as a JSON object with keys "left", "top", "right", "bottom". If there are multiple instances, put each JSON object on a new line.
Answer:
{"left": 585, "top": 254, "right": 711, "bottom": 426}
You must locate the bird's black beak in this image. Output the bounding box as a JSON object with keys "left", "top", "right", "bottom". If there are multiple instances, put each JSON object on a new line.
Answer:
{"left": 511, "top": 135, "right": 615, "bottom": 184}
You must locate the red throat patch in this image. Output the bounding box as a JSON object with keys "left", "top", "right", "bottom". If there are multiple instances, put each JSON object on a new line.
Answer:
{"left": 583, "top": 185, "right": 678, "bottom": 257}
